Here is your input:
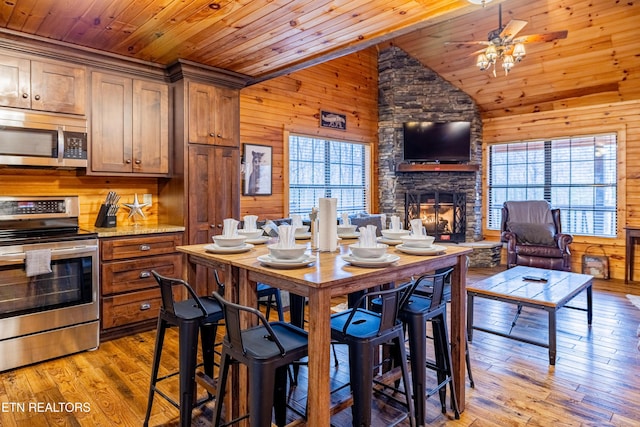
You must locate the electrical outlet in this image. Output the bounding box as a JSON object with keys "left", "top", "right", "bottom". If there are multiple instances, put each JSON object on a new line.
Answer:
{"left": 143, "top": 193, "right": 152, "bottom": 206}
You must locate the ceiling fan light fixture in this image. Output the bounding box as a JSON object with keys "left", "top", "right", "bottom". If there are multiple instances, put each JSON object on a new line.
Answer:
{"left": 485, "top": 44, "right": 498, "bottom": 62}
{"left": 467, "top": 0, "right": 493, "bottom": 6}
{"left": 476, "top": 53, "right": 489, "bottom": 70}
{"left": 513, "top": 43, "right": 526, "bottom": 61}
{"left": 502, "top": 54, "right": 515, "bottom": 74}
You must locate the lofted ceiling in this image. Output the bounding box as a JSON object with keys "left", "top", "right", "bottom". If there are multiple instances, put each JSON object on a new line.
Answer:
{"left": 0, "top": 0, "right": 638, "bottom": 118}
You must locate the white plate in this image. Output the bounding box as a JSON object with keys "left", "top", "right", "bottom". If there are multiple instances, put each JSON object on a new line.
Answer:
{"left": 395, "top": 244, "right": 447, "bottom": 256}
{"left": 338, "top": 232, "right": 360, "bottom": 239}
{"left": 245, "top": 236, "right": 270, "bottom": 245}
{"left": 257, "top": 254, "right": 315, "bottom": 269}
{"left": 204, "top": 243, "right": 254, "bottom": 254}
{"left": 341, "top": 254, "right": 400, "bottom": 268}
{"left": 295, "top": 232, "right": 312, "bottom": 239}
{"left": 377, "top": 236, "right": 403, "bottom": 246}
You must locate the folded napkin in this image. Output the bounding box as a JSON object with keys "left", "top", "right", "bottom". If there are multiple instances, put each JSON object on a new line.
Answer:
{"left": 379, "top": 213, "right": 387, "bottom": 230}
{"left": 222, "top": 218, "right": 240, "bottom": 237}
{"left": 410, "top": 218, "right": 425, "bottom": 236}
{"left": 243, "top": 215, "right": 258, "bottom": 231}
{"left": 358, "top": 225, "right": 378, "bottom": 247}
{"left": 390, "top": 215, "right": 402, "bottom": 231}
{"left": 25, "top": 249, "right": 52, "bottom": 277}
{"left": 341, "top": 212, "right": 351, "bottom": 225}
{"left": 291, "top": 214, "right": 303, "bottom": 228}
{"left": 277, "top": 224, "right": 296, "bottom": 248}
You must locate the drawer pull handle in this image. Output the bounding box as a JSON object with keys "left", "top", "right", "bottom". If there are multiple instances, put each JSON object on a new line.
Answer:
{"left": 139, "top": 244, "right": 151, "bottom": 251}
{"left": 140, "top": 303, "right": 151, "bottom": 311}
{"left": 139, "top": 271, "right": 151, "bottom": 278}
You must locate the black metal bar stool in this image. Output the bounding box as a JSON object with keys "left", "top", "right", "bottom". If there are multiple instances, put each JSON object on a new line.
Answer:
{"left": 413, "top": 265, "right": 474, "bottom": 388}
{"left": 211, "top": 291, "right": 308, "bottom": 427}
{"left": 400, "top": 268, "right": 460, "bottom": 425}
{"left": 143, "top": 271, "right": 224, "bottom": 427}
{"left": 214, "top": 270, "right": 285, "bottom": 321}
{"left": 330, "top": 282, "right": 417, "bottom": 427}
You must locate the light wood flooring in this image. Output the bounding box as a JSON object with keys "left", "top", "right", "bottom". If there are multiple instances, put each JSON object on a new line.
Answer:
{"left": 1, "top": 266, "right": 640, "bottom": 426}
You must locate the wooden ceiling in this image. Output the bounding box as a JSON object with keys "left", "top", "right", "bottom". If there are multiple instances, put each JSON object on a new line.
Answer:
{"left": 0, "top": 0, "right": 638, "bottom": 117}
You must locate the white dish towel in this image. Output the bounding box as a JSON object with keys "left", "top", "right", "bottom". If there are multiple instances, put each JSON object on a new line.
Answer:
{"left": 25, "top": 249, "right": 52, "bottom": 277}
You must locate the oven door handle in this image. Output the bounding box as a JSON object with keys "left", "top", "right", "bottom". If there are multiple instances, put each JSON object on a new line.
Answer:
{"left": 0, "top": 245, "right": 98, "bottom": 264}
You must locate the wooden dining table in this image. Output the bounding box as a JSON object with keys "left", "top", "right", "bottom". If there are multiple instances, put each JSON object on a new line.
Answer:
{"left": 177, "top": 240, "right": 472, "bottom": 426}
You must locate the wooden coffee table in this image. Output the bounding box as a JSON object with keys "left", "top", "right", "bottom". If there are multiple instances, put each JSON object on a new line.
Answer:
{"left": 467, "top": 266, "right": 593, "bottom": 365}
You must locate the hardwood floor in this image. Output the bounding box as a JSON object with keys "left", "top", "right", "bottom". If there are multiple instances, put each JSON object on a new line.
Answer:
{"left": 1, "top": 266, "right": 640, "bottom": 426}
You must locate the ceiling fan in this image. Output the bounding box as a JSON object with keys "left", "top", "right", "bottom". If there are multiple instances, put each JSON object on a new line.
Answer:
{"left": 447, "top": 4, "right": 568, "bottom": 76}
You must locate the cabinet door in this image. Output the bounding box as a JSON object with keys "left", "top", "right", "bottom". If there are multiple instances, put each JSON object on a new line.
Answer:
{"left": 213, "top": 86, "right": 239, "bottom": 148}
{"left": 30, "top": 60, "right": 86, "bottom": 115}
{"left": 188, "top": 144, "right": 240, "bottom": 293}
{"left": 91, "top": 72, "right": 133, "bottom": 173}
{"left": 132, "top": 79, "right": 169, "bottom": 174}
{"left": 187, "top": 82, "right": 238, "bottom": 147}
{"left": 188, "top": 82, "right": 216, "bottom": 145}
{"left": 0, "top": 56, "right": 30, "bottom": 109}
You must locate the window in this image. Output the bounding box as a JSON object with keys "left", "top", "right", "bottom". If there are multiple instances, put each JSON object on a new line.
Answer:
{"left": 487, "top": 134, "right": 617, "bottom": 237}
{"left": 289, "top": 135, "right": 370, "bottom": 218}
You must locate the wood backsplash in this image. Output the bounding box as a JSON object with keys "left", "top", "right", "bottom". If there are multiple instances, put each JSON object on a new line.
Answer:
{"left": 0, "top": 168, "right": 160, "bottom": 228}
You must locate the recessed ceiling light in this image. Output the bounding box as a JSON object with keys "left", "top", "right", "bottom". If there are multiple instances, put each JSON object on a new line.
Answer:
{"left": 467, "top": 0, "right": 494, "bottom": 6}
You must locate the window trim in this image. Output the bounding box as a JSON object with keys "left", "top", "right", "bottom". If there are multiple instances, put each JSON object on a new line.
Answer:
{"left": 284, "top": 131, "right": 372, "bottom": 217}
{"left": 482, "top": 127, "right": 626, "bottom": 242}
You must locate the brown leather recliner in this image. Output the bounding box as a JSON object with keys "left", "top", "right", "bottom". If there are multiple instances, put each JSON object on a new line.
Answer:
{"left": 501, "top": 201, "right": 573, "bottom": 271}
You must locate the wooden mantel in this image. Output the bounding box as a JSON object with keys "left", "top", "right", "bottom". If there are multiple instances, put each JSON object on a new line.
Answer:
{"left": 396, "top": 163, "right": 480, "bottom": 172}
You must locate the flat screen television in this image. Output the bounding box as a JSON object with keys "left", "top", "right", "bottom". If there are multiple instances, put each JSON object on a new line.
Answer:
{"left": 402, "top": 121, "right": 471, "bottom": 163}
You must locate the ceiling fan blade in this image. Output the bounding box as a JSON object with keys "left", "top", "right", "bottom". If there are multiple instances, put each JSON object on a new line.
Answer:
{"left": 445, "top": 40, "right": 491, "bottom": 46}
{"left": 499, "top": 19, "right": 528, "bottom": 40}
{"left": 513, "top": 30, "right": 568, "bottom": 44}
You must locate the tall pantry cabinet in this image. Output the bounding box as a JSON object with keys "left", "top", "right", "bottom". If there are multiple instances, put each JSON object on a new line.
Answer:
{"left": 161, "top": 61, "right": 247, "bottom": 295}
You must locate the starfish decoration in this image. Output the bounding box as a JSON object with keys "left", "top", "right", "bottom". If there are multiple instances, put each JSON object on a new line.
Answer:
{"left": 123, "top": 194, "right": 150, "bottom": 221}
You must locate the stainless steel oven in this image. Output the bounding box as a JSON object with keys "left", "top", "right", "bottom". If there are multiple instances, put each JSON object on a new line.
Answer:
{"left": 0, "top": 196, "right": 99, "bottom": 372}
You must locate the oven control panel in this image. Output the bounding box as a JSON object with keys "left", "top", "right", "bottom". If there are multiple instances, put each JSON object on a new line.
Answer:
{"left": 0, "top": 196, "right": 79, "bottom": 219}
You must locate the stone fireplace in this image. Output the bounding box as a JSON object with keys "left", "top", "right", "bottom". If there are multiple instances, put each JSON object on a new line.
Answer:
{"left": 378, "top": 46, "right": 483, "bottom": 242}
{"left": 406, "top": 192, "right": 466, "bottom": 243}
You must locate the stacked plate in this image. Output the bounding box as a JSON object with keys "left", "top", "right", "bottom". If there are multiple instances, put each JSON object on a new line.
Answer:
{"left": 205, "top": 235, "right": 254, "bottom": 254}
{"left": 257, "top": 244, "right": 315, "bottom": 269}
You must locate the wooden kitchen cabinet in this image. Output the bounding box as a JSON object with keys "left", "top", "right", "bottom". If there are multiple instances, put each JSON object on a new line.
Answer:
{"left": 188, "top": 144, "right": 240, "bottom": 293}
{"left": 0, "top": 53, "right": 86, "bottom": 115}
{"left": 188, "top": 82, "right": 239, "bottom": 147}
{"left": 90, "top": 71, "right": 169, "bottom": 176}
{"left": 100, "top": 232, "right": 183, "bottom": 341}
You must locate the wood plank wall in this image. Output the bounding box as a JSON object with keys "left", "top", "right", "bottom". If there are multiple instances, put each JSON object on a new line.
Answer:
{"left": 238, "top": 46, "right": 379, "bottom": 219}
{"left": 482, "top": 100, "right": 640, "bottom": 280}
{"left": 0, "top": 168, "right": 160, "bottom": 228}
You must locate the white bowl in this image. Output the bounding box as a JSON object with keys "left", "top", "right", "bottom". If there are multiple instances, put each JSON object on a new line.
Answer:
{"left": 267, "top": 243, "right": 308, "bottom": 260}
{"left": 337, "top": 224, "right": 358, "bottom": 234}
{"left": 400, "top": 235, "right": 435, "bottom": 248}
{"left": 381, "top": 229, "right": 411, "bottom": 240}
{"left": 212, "top": 234, "right": 248, "bottom": 247}
{"left": 237, "top": 229, "right": 264, "bottom": 239}
{"left": 294, "top": 225, "right": 310, "bottom": 235}
{"left": 349, "top": 243, "right": 388, "bottom": 259}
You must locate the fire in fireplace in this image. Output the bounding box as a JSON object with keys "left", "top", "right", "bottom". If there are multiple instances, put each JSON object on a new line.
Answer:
{"left": 405, "top": 192, "right": 466, "bottom": 242}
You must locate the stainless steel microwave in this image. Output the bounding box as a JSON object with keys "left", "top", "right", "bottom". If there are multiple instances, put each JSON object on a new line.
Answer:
{"left": 0, "top": 115, "right": 88, "bottom": 168}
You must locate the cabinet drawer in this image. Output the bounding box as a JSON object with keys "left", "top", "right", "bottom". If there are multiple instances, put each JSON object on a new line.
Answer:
{"left": 101, "top": 233, "right": 182, "bottom": 261}
{"left": 101, "top": 253, "right": 183, "bottom": 295}
{"left": 102, "top": 288, "right": 161, "bottom": 329}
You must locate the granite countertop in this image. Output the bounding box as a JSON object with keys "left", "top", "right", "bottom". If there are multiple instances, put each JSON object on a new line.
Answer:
{"left": 82, "top": 223, "right": 185, "bottom": 238}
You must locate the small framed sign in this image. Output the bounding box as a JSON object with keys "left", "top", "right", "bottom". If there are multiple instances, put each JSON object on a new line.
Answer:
{"left": 243, "top": 143, "right": 272, "bottom": 196}
{"left": 320, "top": 110, "right": 346, "bottom": 131}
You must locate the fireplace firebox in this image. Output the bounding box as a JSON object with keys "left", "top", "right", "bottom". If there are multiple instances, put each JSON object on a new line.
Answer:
{"left": 405, "top": 192, "right": 466, "bottom": 243}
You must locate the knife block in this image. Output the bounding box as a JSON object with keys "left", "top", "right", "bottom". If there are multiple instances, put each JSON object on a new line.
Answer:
{"left": 94, "top": 204, "right": 117, "bottom": 228}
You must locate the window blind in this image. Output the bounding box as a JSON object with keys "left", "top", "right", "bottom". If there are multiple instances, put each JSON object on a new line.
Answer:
{"left": 488, "top": 133, "right": 617, "bottom": 237}
{"left": 289, "top": 135, "right": 369, "bottom": 218}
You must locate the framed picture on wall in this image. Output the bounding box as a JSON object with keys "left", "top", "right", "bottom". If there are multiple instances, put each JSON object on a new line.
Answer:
{"left": 243, "top": 143, "right": 272, "bottom": 196}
